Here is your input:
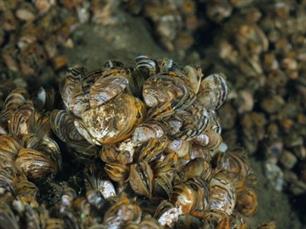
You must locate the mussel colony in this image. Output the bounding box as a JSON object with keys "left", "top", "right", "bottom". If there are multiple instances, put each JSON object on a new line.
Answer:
{"left": 0, "top": 55, "right": 259, "bottom": 228}
{"left": 0, "top": 0, "right": 305, "bottom": 227}
{"left": 204, "top": 0, "right": 306, "bottom": 197}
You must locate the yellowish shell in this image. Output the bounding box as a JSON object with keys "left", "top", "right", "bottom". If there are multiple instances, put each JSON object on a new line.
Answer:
{"left": 209, "top": 172, "right": 236, "bottom": 215}
{"left": 129, "top": 161, "right": 154, "bottom": 198}
{"left": 15, "top": 148, "right": 58, "bottom": 180}
{"left": 198, "top": 73, "right": 229, "bottom": 110}
{"left": 75, "top": 93, "right": 145, "bottom": 145}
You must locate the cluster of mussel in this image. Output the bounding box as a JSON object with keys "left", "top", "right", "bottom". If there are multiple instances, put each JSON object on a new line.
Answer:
{"left": 206, "top": 0, "right": 306, "bottom": 195}
{"left": 0, "top": 56, "right": 257, "bottom": 228}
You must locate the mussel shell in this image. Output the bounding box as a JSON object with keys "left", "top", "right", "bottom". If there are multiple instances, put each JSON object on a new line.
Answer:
{"left": 0, "top": 87, "right": 28, "bottom": 122}
{"left": 137, "top": 138, "right": 169, "bottom": 163}
{"left": 171, "top": 183, "right": 196, "bottom": 214}
{"left": 197, "top": 73, "right": 229, "bottom": 110}
{"left": 60, "top": 67, "right": 89, "bottom": 117}
{"left": 104, "top": 163, "right": 129, "bottom": 183}
{"left": 0, "top": 135, "right": 21, "bottom": 161}
{"left": 215, "top": 150, "right": 252, "bottom": 192}
{"left": 89, "top": 70, "right": 130, "bottom": 108}
{"left": 180, "top": 158, "right": 212, "bottom": 182}
{"left": 50, "top": 110, "right": 98, "bottom": 159}
{"left": 143, "top": 72, "right": 195, "bottom": 112}
{"left": 129, "top": 161, "right": 153, "bottom": 198}
{"left": 135, "top": 55, "right": 157, "bottom": 76}
{"left": 15, "top": 175, "right": 39, "bottom": 206}
{"left": 166, "top": 139, "right": 190, "bottom": 158}
{"left": 154, "top": 200, "right": 181, "bottom": 228}
{"left": 0, "top": 159, "right": 16, "bottom": 194}
{"left": 103, "top": 196, "right": 142, "bottom": 226}
{"left": 194, "top": 130, "right": 222, "bottom": 151}
{"left": 132, "top": 121, "right": 165, "bottom": 143}
{"left": 0, "top": 202, "right": 19, "bottom": 229}
{"left": 76, "top": 93, "right": 145, "bottom": 145}
{"left": 15, "top": 148, "right": 58, "bottom": 180}
{"left": 8, "top": 101, "right": 34, "bottom": 136}
{"left": 209, "top": 172, "right": 236, "bottom": 215}
{"left": 236, "top": 188, "right": 257, "bottom": 216}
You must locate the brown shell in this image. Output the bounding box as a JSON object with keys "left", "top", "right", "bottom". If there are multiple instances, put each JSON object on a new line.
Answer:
{"left": 143, "top": 72, "right": 195, "bottom": 119}
{"left": 132, "top": 121, "right": 166, "bottom": 143}
{"left": 0, "top": 158, "right": 16, "bottom": 194}
{"left": 50, "top": 110, "right": 98, "bottom": 159}
{"left": 236, "top": 188, "right": 257, "bottom": 217}
{"left": 180, "top": 158, "right": 212, "bottom": 182}
{"left": 169, "top": 100, "right": 210, "bottom": 140}
{"left": 194, "top": 129, "right": 223, "bottom": 151}
{"left": 198, "top": 73, "right": 229, "bottom": 110}
{"left": 104, "top": 162, "right": 129, "bottom": 183}
{"left": 15, "top": 148, "right": 58, "bottom": 180}
{"left": 15, "top": 175, "right": 39, "bottom": 206}
{"left": 75, "top": 93, "right": 145, "bottom": 145}
{"left": 209, "top": 172, "right": 236, "bottom": 215}
{"left": 166, "top": 139, "right": 190, "bottom": 158}
{"left": 60, "top": 66, "right": 89, "bottom": 118}
{"left": 0, "top": 135, "right": 21, "bottom": 161}
{"left": 89, "top": 68, "right": 131, "bottom": 108}
{"left": 215, "top": 149, "right": 253, "bottom": 192}
{"left": 171, "top": 178, "right": 209, "bottom": 215}
{"left": 103, "top": 196, "right": 142, "bottom": 226}
{"left": 129, "top": 161, "right": 153, "bottom": 198}
{"left": 138, "top": 138, "right": 169, "bottom": 163}
{"left": 153, "top": 151, "right": 177, "bottom": 197}
{"left": 171, "top": 182, "right": 195, "bottom": 214}
{"left": 0, "top": 87, "right": 28, "bottom": 122}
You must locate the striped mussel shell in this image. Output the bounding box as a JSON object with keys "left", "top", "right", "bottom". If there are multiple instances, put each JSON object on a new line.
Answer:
{"left": 179, "top": 158, "right": 212, "bottom": 182}
{"left": 129, "top": 161, "right": 154, "bottom": 198}
{"left": 84, "top": 164, "right": 116, "bottom": 202}
{"left": 193, "top": 110, "right": 223, "bottom": 151}
{"left": 88, "top": 67, "right": 131, "bottom": 108}
{"left": 215, "top": 149, "right": 253, "bottom": 192}
{"left": 170, "top": 178, "right": 209, "bottom": 216}
{"left": 103, "top": 196, "right": 142, "bottom": 227}
{"left": 0, "top": 159, "right": 17, "bottom": 195}
{"left": 104, "top": 162, "right": 130, "bottom": 183}
{"left": 182, "top": 65, "right": 203, "bottom": 94}
{"left": 15, "top": 148, "right": 58, "bottom": 180}
{"left": 0, "top": 87, "right": 29, "bottom": 122}
{"left": 135, "top": 55, "right": 157, "bottom": 77}
{"left": 59, "top": 66, "right": 89, "bottom": 118}
{"left": 143, "top": 71, "right": 196, "bottom": 120}
{"left": 193, "top": 129, "right": 223, "bottom": 151}
{"left": 197, "top": 73, "right": 229, "bottom": 110}
{"left": 168, "top": 100, "right": 210, "bottom": 140}
{"left": 15, "top": 175, "right": 39, "bottom": 206}
{"left": 137, "top": 138, "right": 169, "bottom": 163}
{"left": 8, "top": 101, "right": 35, "bottom": 137}
{"left": 209, "top": 172, "right": 236, "bottom": 216}
{"left": 166, "top": 139, "right": 190, "bottom": 158}
{"left": 154, "top": 200, "right": 181, "bottom": 228}
{"left": 152, "top": 151, "right": 177, "bottom": 197}
{"left": 0, "top": 135, "right": 21, "bottom": 162}
{"left": 84, "top": 165, "right": 116, "bottom": 209}
{"left": 15, "top": 134, "right": 61, "bottom": 180}
{"left": 50, "top": 110, "right": 98, "bottom": 159}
